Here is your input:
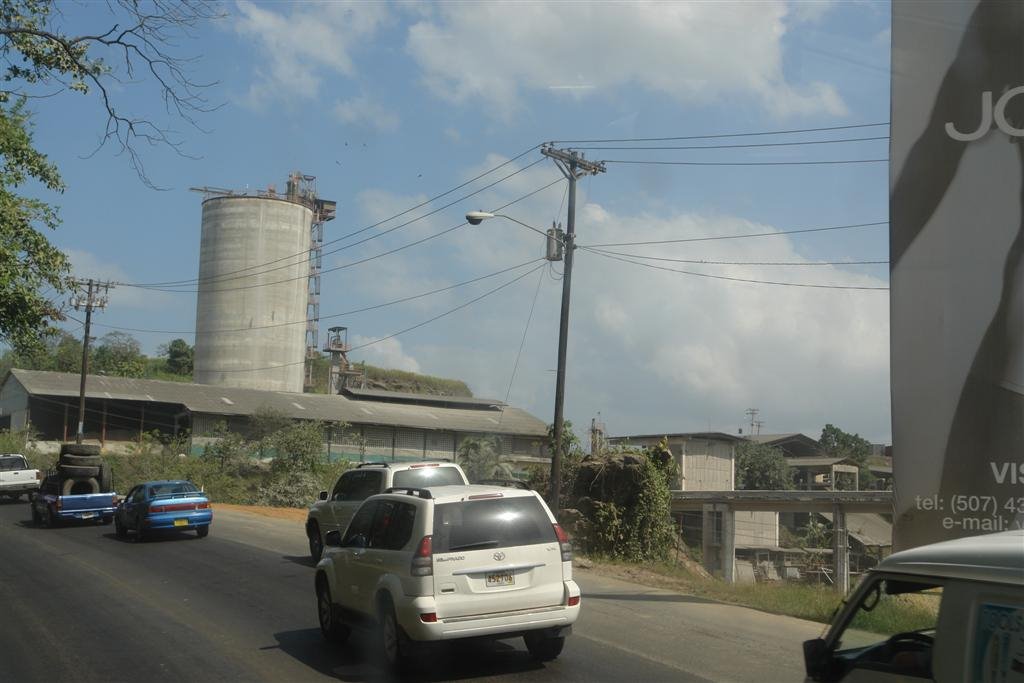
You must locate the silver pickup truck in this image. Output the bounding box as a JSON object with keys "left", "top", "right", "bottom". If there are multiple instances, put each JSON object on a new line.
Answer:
{"left": 0, "top": 454, "right": 41, "bottom": 501}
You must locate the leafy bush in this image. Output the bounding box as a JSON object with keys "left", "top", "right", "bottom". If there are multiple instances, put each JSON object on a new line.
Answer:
{"left": 253, "top": 459, "right": 352, "bottom": 508}
{"left": 569, "top": 444, "right": 677, "bottom": 563}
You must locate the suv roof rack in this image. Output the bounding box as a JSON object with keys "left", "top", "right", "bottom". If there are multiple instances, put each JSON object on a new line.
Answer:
{"left": 384, "top": 487, "right": 433, "bottom": 499}
{"left": 356, "top": 462, "right": 390, "bottom": 469}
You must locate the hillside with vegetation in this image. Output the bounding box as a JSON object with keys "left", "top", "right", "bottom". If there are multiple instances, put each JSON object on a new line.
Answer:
{"left": 1, "top": 331, "right": 473, "bottom": 397}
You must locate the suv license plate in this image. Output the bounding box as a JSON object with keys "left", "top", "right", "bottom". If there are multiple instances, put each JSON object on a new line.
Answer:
{"left": 81, "top": 512, "right": 95, "bottom": 519}
{"left": 486, "top": 572, "right": 514, "bottom": 587}
{"left": 174, "top": 519, "right": 188, "bottom": 527}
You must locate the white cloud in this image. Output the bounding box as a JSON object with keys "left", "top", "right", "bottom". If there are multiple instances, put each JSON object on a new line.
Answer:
{"left": 443, "top": 127, "right": 461, "bottom": 143}
{"left": 234, "top": 0, "right": 389, "bottom": 105}
{"left": 321, "top": 151, "right": 890, "bottom": 441}
{"left": 334, "top": 96, "right": 400, "bottom": 131}
{"left": 352, "top": 336, "right": 421, "bottom": 373}
{"left": 64, "top": 249, "right": 176, "bottom": 313}
{"left": 405, "top": 1, "right": 847, "bottom": 120}
{"left": 788, "top": 0, "right": 837, "bottom": 24}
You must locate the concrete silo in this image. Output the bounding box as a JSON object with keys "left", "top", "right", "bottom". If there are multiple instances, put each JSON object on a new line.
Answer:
{"left": 192, "top": 190, "right": 313, "bottom": 393}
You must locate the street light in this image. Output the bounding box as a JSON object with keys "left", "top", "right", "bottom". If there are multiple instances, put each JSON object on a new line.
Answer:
{"left": 465, "top": 211, "right": 551, "bottom": 238}
{"left": 466, "top": 210, "right": 572, "bottom": 512}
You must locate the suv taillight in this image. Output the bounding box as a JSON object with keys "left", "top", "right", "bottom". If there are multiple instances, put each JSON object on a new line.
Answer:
{"left": 553, "top": 524, "right": 572, "bottom": 562}
{"left": 411, "top": 535, "right": 433, "bottom": 577}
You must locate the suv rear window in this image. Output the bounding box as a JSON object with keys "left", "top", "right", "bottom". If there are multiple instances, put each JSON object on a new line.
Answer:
{"left": 432, "top": 496, "right": 556, "bottom": 553}
{"left": 392, "top": 466, "right": 464, "bottom": 489}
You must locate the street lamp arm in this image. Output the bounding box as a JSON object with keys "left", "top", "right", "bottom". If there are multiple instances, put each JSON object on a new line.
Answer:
{"left": 465, "top": 211, "right": 554, "bottom": 240}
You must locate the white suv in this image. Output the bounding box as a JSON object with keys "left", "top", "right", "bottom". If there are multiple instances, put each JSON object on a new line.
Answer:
{"left": 314, "top": 484, "right": 581, "bottom": 671}
{"left": 306, "top": 461, "right": 469, "bottom": 561}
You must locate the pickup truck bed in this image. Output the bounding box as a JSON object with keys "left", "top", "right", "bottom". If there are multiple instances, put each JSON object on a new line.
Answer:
{"left": 31, "top": 472, "right": 116, "bottom": 527}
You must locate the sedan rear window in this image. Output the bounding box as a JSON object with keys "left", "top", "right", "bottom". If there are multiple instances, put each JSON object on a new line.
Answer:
{"left": 432, "top": 496, "right": 556, "bottom": 553}
{"left": 392, "top": 466, "right": 465, "bottom": 489}
{"left": 148, "top": 482, "right": 199, "bottom": 497}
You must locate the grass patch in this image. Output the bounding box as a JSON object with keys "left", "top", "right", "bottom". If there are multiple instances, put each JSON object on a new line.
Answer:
{"left": 579, "top": 556, "right": 937, "bottom": 635}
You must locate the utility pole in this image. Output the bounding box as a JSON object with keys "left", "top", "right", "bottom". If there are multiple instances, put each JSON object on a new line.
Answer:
{"left": 70, "top": 279, "right": 110, "bottom": 444}
{"left": 745, "top": 408, "right": 760, "bottom": 438}
{"left": 541, "top": 145, "right": 605, "bottom": 512}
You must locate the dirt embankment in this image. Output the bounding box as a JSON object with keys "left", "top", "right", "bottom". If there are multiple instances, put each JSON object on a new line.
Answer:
{"left": 214, "top": 503, "right": 307, "bottom": 522}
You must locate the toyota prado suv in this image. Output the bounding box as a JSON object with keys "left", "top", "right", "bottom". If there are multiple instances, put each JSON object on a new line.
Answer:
{"left": 313, "top": 484, "right": 581, "bottom": 671}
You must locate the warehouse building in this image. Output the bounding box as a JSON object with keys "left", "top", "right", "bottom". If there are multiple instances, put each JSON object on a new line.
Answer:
{"left": 0, "top": 369, "right": 548, "bottom": 463}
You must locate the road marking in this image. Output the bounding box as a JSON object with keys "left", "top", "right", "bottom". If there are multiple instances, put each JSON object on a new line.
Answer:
{"left": 574, "top": 631, "right": 717, "bottom": 682}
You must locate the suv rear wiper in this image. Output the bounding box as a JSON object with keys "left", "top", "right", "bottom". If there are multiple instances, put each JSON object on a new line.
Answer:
{"left": 447, "top": 540, "right": 500, "bottom": 551}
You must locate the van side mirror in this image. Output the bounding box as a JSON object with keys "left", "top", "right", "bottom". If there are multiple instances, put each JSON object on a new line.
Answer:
{"left": 803, "top": 638, "right": 830, "bottom": 680}
{"left": 324, "top": 530, "right": 342, "bottom": 547}
{"left": 318, "top": 490, "right": 328, "bottom": 501}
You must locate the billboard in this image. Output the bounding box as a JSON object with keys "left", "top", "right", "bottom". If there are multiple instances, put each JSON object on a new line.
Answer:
{"left": 890, "top": 0, "right": 1024, "bottom": 550}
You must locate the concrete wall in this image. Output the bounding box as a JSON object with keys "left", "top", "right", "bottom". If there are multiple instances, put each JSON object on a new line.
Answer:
{"left": 734, "top": 511, "right": 780, "bottom": 548}
{"left": 193, "top": 196, "right": 312, "bottom": 393}
{"left": 681, "top": 439, "right": 734, "bottom": 491}
{"left": 0, "top": 377, "right": 29, "bottom": 431}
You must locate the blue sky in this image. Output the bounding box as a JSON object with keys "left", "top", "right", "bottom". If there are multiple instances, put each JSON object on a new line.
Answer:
{"left": 31, "top": 1, "right": 893, "bottom": 442}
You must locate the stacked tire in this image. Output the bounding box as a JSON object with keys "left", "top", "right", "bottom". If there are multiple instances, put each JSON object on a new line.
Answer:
{"left": 57, "top": 444, "right": 111, "bottom": 495}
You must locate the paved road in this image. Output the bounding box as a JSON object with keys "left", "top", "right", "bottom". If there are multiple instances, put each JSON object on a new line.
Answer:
{"left": 0, "top": 500, "right": 822, "bottom": 682}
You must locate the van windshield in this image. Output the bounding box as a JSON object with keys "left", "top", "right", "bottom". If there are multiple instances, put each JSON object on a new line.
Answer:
{"left": 432, "top": 496, "right": 556, "bottom": 553}
{"left": 392, "top": 466, "right": 464, "bottom": 489}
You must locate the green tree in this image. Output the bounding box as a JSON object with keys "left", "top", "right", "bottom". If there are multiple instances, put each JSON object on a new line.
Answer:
{"left": 819, "top": 424, "right": 875, "bottom": 489}
{"left": 528, "top": 420, "right": 585, "bottom": 501}
{"left": 735, "top": 441, "right": 793, "bottom": 490}
{"left": 201, "top": 422, "right": 246, "bottom": 472}
{"left": 457, "top": 436, "right": 513, "bottom": 482}
{"left": 270, "top": 420, "right": 324, "bottom": 472}
{"left": 0, "top": 97, "right": 68, "bottom": 352}
{"left": 159, "top": 338, "right": 193, "bottom": 376}
{"left": 0, "top": 0, "right": 216, "bottom": 353}
{"left": 92, "top": 331, "right": 145, "bottom": 377}
{"left": 247, "top": 406, "right": 292, "bottom": 458}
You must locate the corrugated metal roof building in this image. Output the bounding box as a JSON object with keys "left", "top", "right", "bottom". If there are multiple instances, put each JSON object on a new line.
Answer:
{"left": 0, "top": 369, "right": 548, "bottom": 462}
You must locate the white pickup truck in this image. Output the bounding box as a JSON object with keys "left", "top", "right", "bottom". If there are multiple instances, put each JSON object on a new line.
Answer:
{"left": 0, "top": 454, "right": 41, "bottom": 501}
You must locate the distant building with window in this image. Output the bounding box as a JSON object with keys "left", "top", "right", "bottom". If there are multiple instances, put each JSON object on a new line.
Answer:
{"left": 0, "top": 369, "right": 548, "bottom": 465}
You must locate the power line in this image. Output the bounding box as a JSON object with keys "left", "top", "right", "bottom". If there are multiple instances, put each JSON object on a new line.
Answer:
{"left": 202, "top": 262, "right": 548, "bottom": 374}
{"left": 601, "top": 158, "right": 888, "bottom": 167}
{"left": 582, "top": 220, "right": 888, "bottom": 248}
{"left": 121, "top": 156, "right": 547, "bottom": 289}
{"left": 587, "top": 249, "right": 888, "bottom": 267}
{"left": 582, "top": 247, "right": 889, "bottom": 291}
{"left": 547, "top": 121, "right": 889, "bottom": 145}
{"left": 565, "top": 135, "right": 889, "bottom": 151}
{"left": 499, "top": 266, "right": 545, "bottom": 424}
{"left": 87, "top": 258, "right": 546, "bottom": 336}
{"left": 121, "top": 176, "right": 566, "bottom": 295}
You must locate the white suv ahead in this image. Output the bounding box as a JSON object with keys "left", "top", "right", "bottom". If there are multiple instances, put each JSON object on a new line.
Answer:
{"left": 314, "top": 484, "right": 581, "bottom": 671}
{"left": 306, "top": 461, "right": 469, "bottom": 561}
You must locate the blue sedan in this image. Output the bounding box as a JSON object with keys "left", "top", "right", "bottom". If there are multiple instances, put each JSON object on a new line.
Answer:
{"left": 114, "top": 480, "right": 212, "bottom": 541}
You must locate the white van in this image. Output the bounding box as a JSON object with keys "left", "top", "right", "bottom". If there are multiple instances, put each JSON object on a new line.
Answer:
{"left": 804, "top": 530, "right": 1024, "bottom": 682}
